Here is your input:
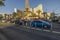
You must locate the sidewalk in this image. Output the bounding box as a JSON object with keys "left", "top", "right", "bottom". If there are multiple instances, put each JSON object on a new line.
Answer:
{"left": 0, "top": 22, "right": 15, "bottom": 28}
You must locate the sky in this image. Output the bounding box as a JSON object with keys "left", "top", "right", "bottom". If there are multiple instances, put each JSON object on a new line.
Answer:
{"left": 0, "top": 0, "right": 60, "bottom": 14}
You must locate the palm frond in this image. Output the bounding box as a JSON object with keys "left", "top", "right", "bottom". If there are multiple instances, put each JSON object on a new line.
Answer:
{"left": 0, "top": 1, "right": 5, "bottom": 6}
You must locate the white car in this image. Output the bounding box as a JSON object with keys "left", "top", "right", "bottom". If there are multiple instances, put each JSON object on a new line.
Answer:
{"left": 2, "top": 20, "right": 6, "bottom": 23}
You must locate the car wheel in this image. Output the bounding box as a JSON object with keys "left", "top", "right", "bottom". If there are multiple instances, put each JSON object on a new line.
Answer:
{"left": 31, "top": 24, "right": 33, "bottom": 27}
{"left": 43, "top": 26, "right": 47, "bottom": 29}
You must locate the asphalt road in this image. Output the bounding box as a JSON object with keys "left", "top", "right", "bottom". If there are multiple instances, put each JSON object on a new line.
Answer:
{"left": 52, "top": 23, "right": 60, "bottom": 32}
{"left": 0, "top": 25, "right": 60, "bottom": 40}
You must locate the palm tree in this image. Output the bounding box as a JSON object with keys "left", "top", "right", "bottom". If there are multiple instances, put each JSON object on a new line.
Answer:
{"left": 0, "top": 0, "right": 5, "bottom": 6}
{"left": 12, "top": 12, "right": 17, "bottom": 19}
{"left": 50, "top": 12, "right": 56, "bottom": 20}
{"left": 36, "top": 10, "right": 41, "bottom": 19}
{"left": 43, "top": 12, "right": 47, "bottom": 20}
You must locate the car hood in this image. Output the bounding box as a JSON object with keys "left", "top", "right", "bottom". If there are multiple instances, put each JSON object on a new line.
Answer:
{"left": 43, "top": 21, "right": 50, "bottom": 25}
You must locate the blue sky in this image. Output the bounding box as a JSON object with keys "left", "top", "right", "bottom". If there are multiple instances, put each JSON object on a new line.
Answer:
{"left": 0, "top": 0, "right": 60, "bottom": 14}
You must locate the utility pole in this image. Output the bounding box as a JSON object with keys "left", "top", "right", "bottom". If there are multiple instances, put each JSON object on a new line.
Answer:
{"left": 46, "top": 8, "right": 47, "bottom": 20}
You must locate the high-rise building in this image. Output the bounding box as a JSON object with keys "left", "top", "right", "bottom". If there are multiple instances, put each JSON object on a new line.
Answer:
{"left": 25, "top": 0, "right": 29, "bottom": 11}
{"left": 34, "top": 4, "right": 43, "bottom": 14}
{"left": 25, "top": 0, "right": 29, "bottom": 8}
{"left": 14, "top": 8, "right": 17, "bottom": 13}
{"left": 23, "top": 0, "right": 44, "bottom": 20}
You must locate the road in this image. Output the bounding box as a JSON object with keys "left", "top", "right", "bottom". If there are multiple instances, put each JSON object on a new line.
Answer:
{"left": 0, "top": 25, "right": 60, "bottom": 40}
{"left": 0, "top": 21, "right": 15, "bottom": 28}
{"left": 52, "top": 23, "right": 60, "bottom": 32}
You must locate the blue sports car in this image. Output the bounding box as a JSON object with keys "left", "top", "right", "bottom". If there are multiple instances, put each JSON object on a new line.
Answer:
{"left": 31, "top": 20, "right": 51, "bottom": 29}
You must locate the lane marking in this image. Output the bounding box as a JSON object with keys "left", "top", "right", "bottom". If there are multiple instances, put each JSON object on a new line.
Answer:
{"left": 52, "top": 31, "right": 60, "bottom": 34}
{"left": 26, "top": 27, "right": 60, "bottom": 34}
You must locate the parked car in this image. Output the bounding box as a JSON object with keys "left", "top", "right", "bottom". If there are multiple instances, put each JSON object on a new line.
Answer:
{"left": 52, "top": 19, "right": 58, "bottom": 23}
{"left": 58, "top": 20, "right": 60, "bottom": 24}
{"left": 15, "top": 19, "right": 23, "bottom": 25}
{"left": 10, "top": 19, "right": 16, "bottom": 23}
{"left": 2, "top": 19, "right": 7, "bottom": 23}
{"left": 31, "top": 20, "right": 51, "bottom": 29}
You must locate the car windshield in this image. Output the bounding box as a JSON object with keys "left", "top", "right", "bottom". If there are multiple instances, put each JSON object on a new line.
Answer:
{"left": 33, "top": 21, "right": 42, "bottom": 23}
{"left": 42, "top": 21, "right": 50, "bottom": 24}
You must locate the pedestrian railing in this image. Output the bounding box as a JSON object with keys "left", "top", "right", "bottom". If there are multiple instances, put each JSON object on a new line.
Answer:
{"left": 22, "top": 21, "right": 52, "bottom": 32}
{"left": 21, "top": 20, "right": 60, "bottom": 34}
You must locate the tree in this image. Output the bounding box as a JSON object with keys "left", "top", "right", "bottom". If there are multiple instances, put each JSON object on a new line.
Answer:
{"left": 0, "top": 0, "right": 5, "bottom": 6}
{"left": 0, "top": 14, "right": 3, "bottom": 20}
{"left": 43, "top": 12, "right": 47, "bottom": 20}
{"left": 50, "top": 12, "right": 56, "bottom": 20}
{"left": 36, "top": 10, "right": 41, "bottom": 19}
{"left": 12, "top": 12, "right": 17, "bottom": 19}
